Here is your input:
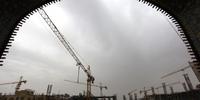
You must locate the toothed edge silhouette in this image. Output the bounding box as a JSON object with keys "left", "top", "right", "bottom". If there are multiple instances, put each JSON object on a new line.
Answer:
{"left": 0, "top": 0, "right": 199, "bottom": 67}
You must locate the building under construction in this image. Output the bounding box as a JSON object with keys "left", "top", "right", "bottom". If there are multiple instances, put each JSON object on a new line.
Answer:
{"left": 0, "top": 93, "right": 117, "bottom": 100}
{"left": 140, "top": 89, "right": 200, "bottom": 100}
{"left": 0, "top": 76, "right": 115, "bottom": 100}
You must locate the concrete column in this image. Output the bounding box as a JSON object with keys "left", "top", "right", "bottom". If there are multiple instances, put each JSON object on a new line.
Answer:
{"left": 134, "top": 93, "right": 137, "bottom": 100}
{"left": 169, "top": 86, "right": 174, "bottom": 94}
{"left": 162, "top": 83, "right": 167, "bottom": 94}
{"left": 123, "top": 95, "right": 126, "bottom": 100}
{"left": 182, "top": 82, "right": 188, "bottom": 92}
{"left": 129, "top": 94, "right": 133, "bottom": 100}
{"left": 183, "top": 73, "right": 194, "bottom": 90}
{"left": 113, "top": 95, "right": 117, "bottom": 100}
{"left": 151, "top": 87, "right": 155, "bottom": 95}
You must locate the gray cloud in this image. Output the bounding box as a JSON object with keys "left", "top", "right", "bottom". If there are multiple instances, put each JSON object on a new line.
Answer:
{"left": 0, "top": 0, "right": 198, "bottom": 99}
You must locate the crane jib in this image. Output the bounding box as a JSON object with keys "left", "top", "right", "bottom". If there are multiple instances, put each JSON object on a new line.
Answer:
{"left": 38, "top": 8, "right": 94, "bottom": 81}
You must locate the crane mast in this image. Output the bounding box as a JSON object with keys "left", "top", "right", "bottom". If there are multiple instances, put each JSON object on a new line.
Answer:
{"left": 38, "top": 8, "right": 94, "bottom": 100}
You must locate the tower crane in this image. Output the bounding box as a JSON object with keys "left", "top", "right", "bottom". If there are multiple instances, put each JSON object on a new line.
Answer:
{"left": 38, "top": 8, "right": 95, "bottom": 100}
{"left": 64, "top": 79, "right": 107, "bottom": 97}
{"left": 161, "top": 63, "right": 194, "bottom": 90}
{"left": 0, "top": 76, "right": 27, "bottom": 94}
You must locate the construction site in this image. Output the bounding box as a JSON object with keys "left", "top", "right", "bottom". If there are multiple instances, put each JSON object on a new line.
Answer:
{"left": 0, "top": 0, "right": 200, "bottom": 100}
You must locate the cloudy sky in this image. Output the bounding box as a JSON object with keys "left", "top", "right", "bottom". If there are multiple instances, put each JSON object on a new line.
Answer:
{"left": 0, "top": 0, "right": 199, "bottom": 99}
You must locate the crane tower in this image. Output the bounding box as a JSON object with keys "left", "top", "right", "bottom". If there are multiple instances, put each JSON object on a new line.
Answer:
{"left": 0, "top": 76, "right": 27, "bottom": 94}
{"left": 38, "top": 8, "right": 95, "bottom": 100}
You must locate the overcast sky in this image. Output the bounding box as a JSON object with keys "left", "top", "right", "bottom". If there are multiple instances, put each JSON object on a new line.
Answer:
{"left": 0, "top": 0, "right": 199, "bottom": 99}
